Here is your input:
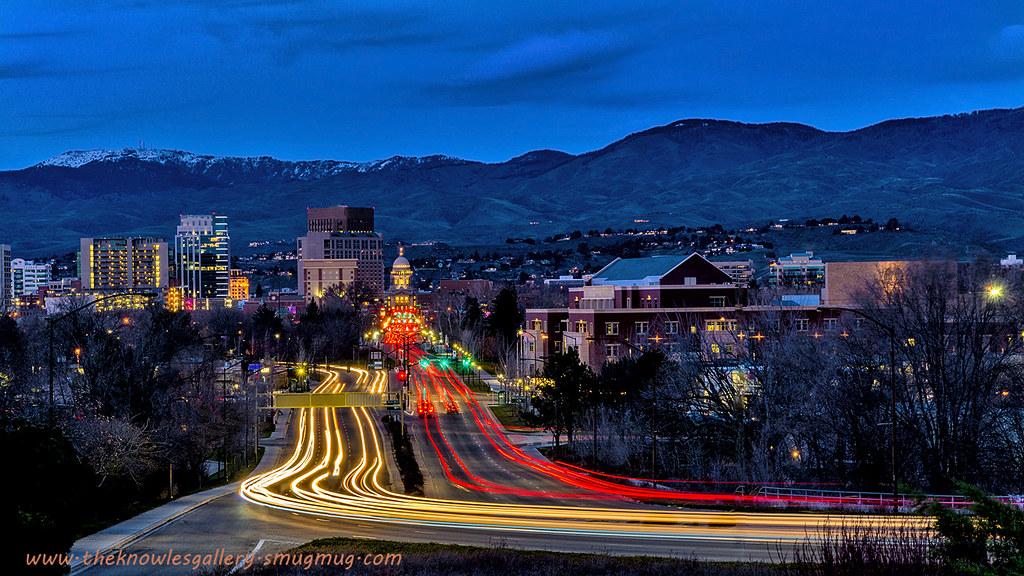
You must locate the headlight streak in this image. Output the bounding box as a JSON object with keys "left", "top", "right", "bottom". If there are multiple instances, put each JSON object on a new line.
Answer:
{"left": 240, "top": 364, "right": 930, "bottom": 544}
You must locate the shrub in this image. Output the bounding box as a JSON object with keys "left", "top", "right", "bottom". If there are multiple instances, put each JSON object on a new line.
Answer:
{"left": 383, "top": 415, "right": 424, "bottom": 495}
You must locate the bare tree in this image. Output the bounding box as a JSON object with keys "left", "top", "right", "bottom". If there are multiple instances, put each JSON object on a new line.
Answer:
{"left": 67, "top": 416, "right": 160, "bottom": 488}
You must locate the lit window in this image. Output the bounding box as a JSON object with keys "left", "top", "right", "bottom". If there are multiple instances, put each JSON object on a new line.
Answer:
{"left": 705, "top": 319, "right": 737, "bottom": 332}
{"left": 605, "top": 321, "right": 619, "bottom": 336}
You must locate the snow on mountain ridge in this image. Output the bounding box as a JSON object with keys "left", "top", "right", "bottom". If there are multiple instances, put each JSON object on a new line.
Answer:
{"left": 33, "top": 148, "right": 470, "bottom": 179}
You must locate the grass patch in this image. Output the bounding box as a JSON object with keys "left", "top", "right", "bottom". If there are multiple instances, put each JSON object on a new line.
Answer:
{"left": 489, "top": 404, "right": 529, "bottom": 428}
{"left": 240, "top": 536, "right": 784, "bottom": 575}
{"left": 458, "top": 372, "right": 492, "bottom": 394}
{"left": 239, "top": 522, "right": 951, "bottom": 576}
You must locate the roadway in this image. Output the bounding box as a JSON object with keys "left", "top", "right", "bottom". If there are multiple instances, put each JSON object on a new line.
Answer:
{"left": 81, "top": 365, "right": 924, "bottom": 574}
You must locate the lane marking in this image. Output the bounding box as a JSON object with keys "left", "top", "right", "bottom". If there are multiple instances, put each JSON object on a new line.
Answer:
{"left": 228, "top": 539, "right": 266, "bottom": 575}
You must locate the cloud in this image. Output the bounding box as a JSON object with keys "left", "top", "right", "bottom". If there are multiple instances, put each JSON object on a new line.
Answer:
{"left": 461, "top": 30, "right": 630, "bottom": 84}
{"left": 0, "top": 121, "right": 106, "bottom": 138}
{"left": 0, "top": 61, "right": 140, "bottom": 81}
{"left": 992, "top": 24, "right": 1024, "bottom": 60}
{"left": 0, "top": 62, "right": 50, "bottom": 79}
{"left": 927, "top": 24, "right": 1024, "bottom": 84}
{"left": 425, "top": 30, "right": 648, "bottom": 106}
{"left": 193, "top": 6, "right": 448, "bottom": 65}
{"left": 0, "top": 29, "right": 84, "bottom": 41}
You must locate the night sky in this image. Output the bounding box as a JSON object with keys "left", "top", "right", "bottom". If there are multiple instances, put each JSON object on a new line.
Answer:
{"left": 2, "top": 1, "right": 1023, "bottom": 169}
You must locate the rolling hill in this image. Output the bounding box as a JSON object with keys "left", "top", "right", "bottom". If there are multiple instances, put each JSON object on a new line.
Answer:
{"left": 2, "top": 107, "right": 1023, "bottom": 255}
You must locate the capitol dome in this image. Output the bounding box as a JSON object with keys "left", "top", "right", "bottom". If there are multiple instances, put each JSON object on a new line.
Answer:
{"left": 392, "top": 245, "right": 410, "bottom": 269}
{"left": 390, "top": 245, "right": 413, "bottom": 291}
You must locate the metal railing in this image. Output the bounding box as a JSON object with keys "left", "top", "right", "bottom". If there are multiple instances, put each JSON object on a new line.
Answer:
{"left": 752, "top": 485, "right": 1024, "bottom": 512}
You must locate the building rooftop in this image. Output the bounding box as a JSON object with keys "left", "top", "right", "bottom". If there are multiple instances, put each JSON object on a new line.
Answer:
{"left": 591, "top": 255, "right": 688, "bottom": 285}
{"left": 775, "top": 251, "right": 823, "bottom": 266}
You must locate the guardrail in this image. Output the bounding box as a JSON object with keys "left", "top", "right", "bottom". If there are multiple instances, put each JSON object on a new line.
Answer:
{"left": 752, "top": 485, "right": 1024, "bottom": 512}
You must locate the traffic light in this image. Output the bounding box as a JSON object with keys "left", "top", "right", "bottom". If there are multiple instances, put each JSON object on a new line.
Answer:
{"left": 418, "top": 358, "right": 430, "bottom": 369}
{"left": 397, "top": 370, "right": 408, "bottom": 382}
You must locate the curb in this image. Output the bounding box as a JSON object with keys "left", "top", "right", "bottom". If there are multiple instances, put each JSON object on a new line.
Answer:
{"left": 70, "top": 486, "right": 239, "bottom": 575}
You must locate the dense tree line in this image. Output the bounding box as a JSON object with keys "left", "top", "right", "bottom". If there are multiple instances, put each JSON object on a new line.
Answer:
{"left": 0, "top": 287, "right": 371, "bottom": 570}
{"left": 528, "top": 263, "right": 1024, "bottom": 495}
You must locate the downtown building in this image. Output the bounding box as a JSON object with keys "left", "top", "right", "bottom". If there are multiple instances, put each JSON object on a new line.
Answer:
{"left": 79, "top": 236, "right": 169, "bottom": 309}
{"left": 297, "top": 206, "right": 384, "bottom": 299}
{"left": 0, "top": 244, "right": 10, "bottom": 313}
{"left": 768, "top": 251, "right": 825, "bottom": 287}
{"left": 11, "top": 258, "right": 52, "bottom": 298}
{"left": 9, "top": 258, "right": 52, "bottom": 310}
{"left": 229, "top": 269, "right": 250, "bottom": 300}
{"left": 174, "top": 214, "right": 230, "bottom": 304}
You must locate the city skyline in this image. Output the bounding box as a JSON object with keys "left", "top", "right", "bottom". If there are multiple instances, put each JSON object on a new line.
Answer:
{"left": 5, "top": 4, "right": 1024, "bottom": 574}
{"left": 3, "top": 1, "right": 1023, "bottom": 169}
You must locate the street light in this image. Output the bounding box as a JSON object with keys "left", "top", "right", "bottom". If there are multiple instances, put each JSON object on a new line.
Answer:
{"left": 518, "top": 330, "right": 541, "bottom": 400}
{"left": 562, "top": 332, "right": 580, "bottom": 352}
{"left": 985, "top": 283, "right": 1005, "bottom": 301}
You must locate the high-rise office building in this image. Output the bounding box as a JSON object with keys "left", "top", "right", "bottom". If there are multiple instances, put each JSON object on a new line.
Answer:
{"left": 79, "top": 237, "right": 169, "bottom": 293}
{"left": 11, "top": 258, "right": 52, "bottom": 297}
{"left": 0, "top": 244, "right": 10, "bottom": 312}
{"left": 306, "top": 206, "right": 374, "bottom": 233}
{"left": 298, "top": 206, "right": 384, "bottom": 297}
{"left": 175, "top": 214, "right": 230, "bottom": 299}
{"left": 228, "top": 269, "right": 250, "bottom": 300}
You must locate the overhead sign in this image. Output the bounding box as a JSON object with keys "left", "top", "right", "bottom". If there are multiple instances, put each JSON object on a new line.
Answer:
{"left": 273, "top": 392, "right": 387, "bottom": 408}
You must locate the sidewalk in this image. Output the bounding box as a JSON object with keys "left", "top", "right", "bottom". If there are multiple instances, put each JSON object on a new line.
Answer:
{"left": 69, "top": 410, "right": 293, "bottom": 574}
{"left": 478, "top": 372, "right": 501, "bottom": 392}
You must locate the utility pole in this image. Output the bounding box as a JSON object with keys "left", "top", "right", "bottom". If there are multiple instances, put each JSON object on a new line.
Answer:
{"left": 222, "top": 362, "right": 228, "bottom": 481}
{"left": 888, "top": 329, "right": 898, "bottom": 509}
{"left": 824, "top": 305, "right": 899, "bottom": 507}
{"left": 47, "top": 321, "right": 55, "bottom": 428}
{"left": 242, "top": 354, "right": 249, "bottom": 469}
{"left": 651, "top": 375, "right": 657, "bottom": 478}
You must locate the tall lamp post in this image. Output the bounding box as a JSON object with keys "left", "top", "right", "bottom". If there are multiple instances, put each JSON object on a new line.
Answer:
{"left": 823, "top": 305, "right": 898, "bottom": 504}
{"left": 518, "top": 329, "right": 539, "bottom": 401}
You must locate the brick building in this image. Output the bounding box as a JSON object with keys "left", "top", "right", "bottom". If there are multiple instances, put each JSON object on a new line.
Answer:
{"left": 297, "top": 206, "right": 384, "bottom": 297}
{"left": 521, "top": 253, "right": 919, "bottom": 374}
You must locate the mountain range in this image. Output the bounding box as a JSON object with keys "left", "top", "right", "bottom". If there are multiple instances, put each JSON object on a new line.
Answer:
{"left": 2, "top": 106, "right": 1024, "bottom": 255}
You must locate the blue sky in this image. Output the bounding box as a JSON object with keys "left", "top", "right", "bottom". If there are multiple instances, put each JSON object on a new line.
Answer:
{"left": 2, "top": 0, "right": 1023, "bottom": 169}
